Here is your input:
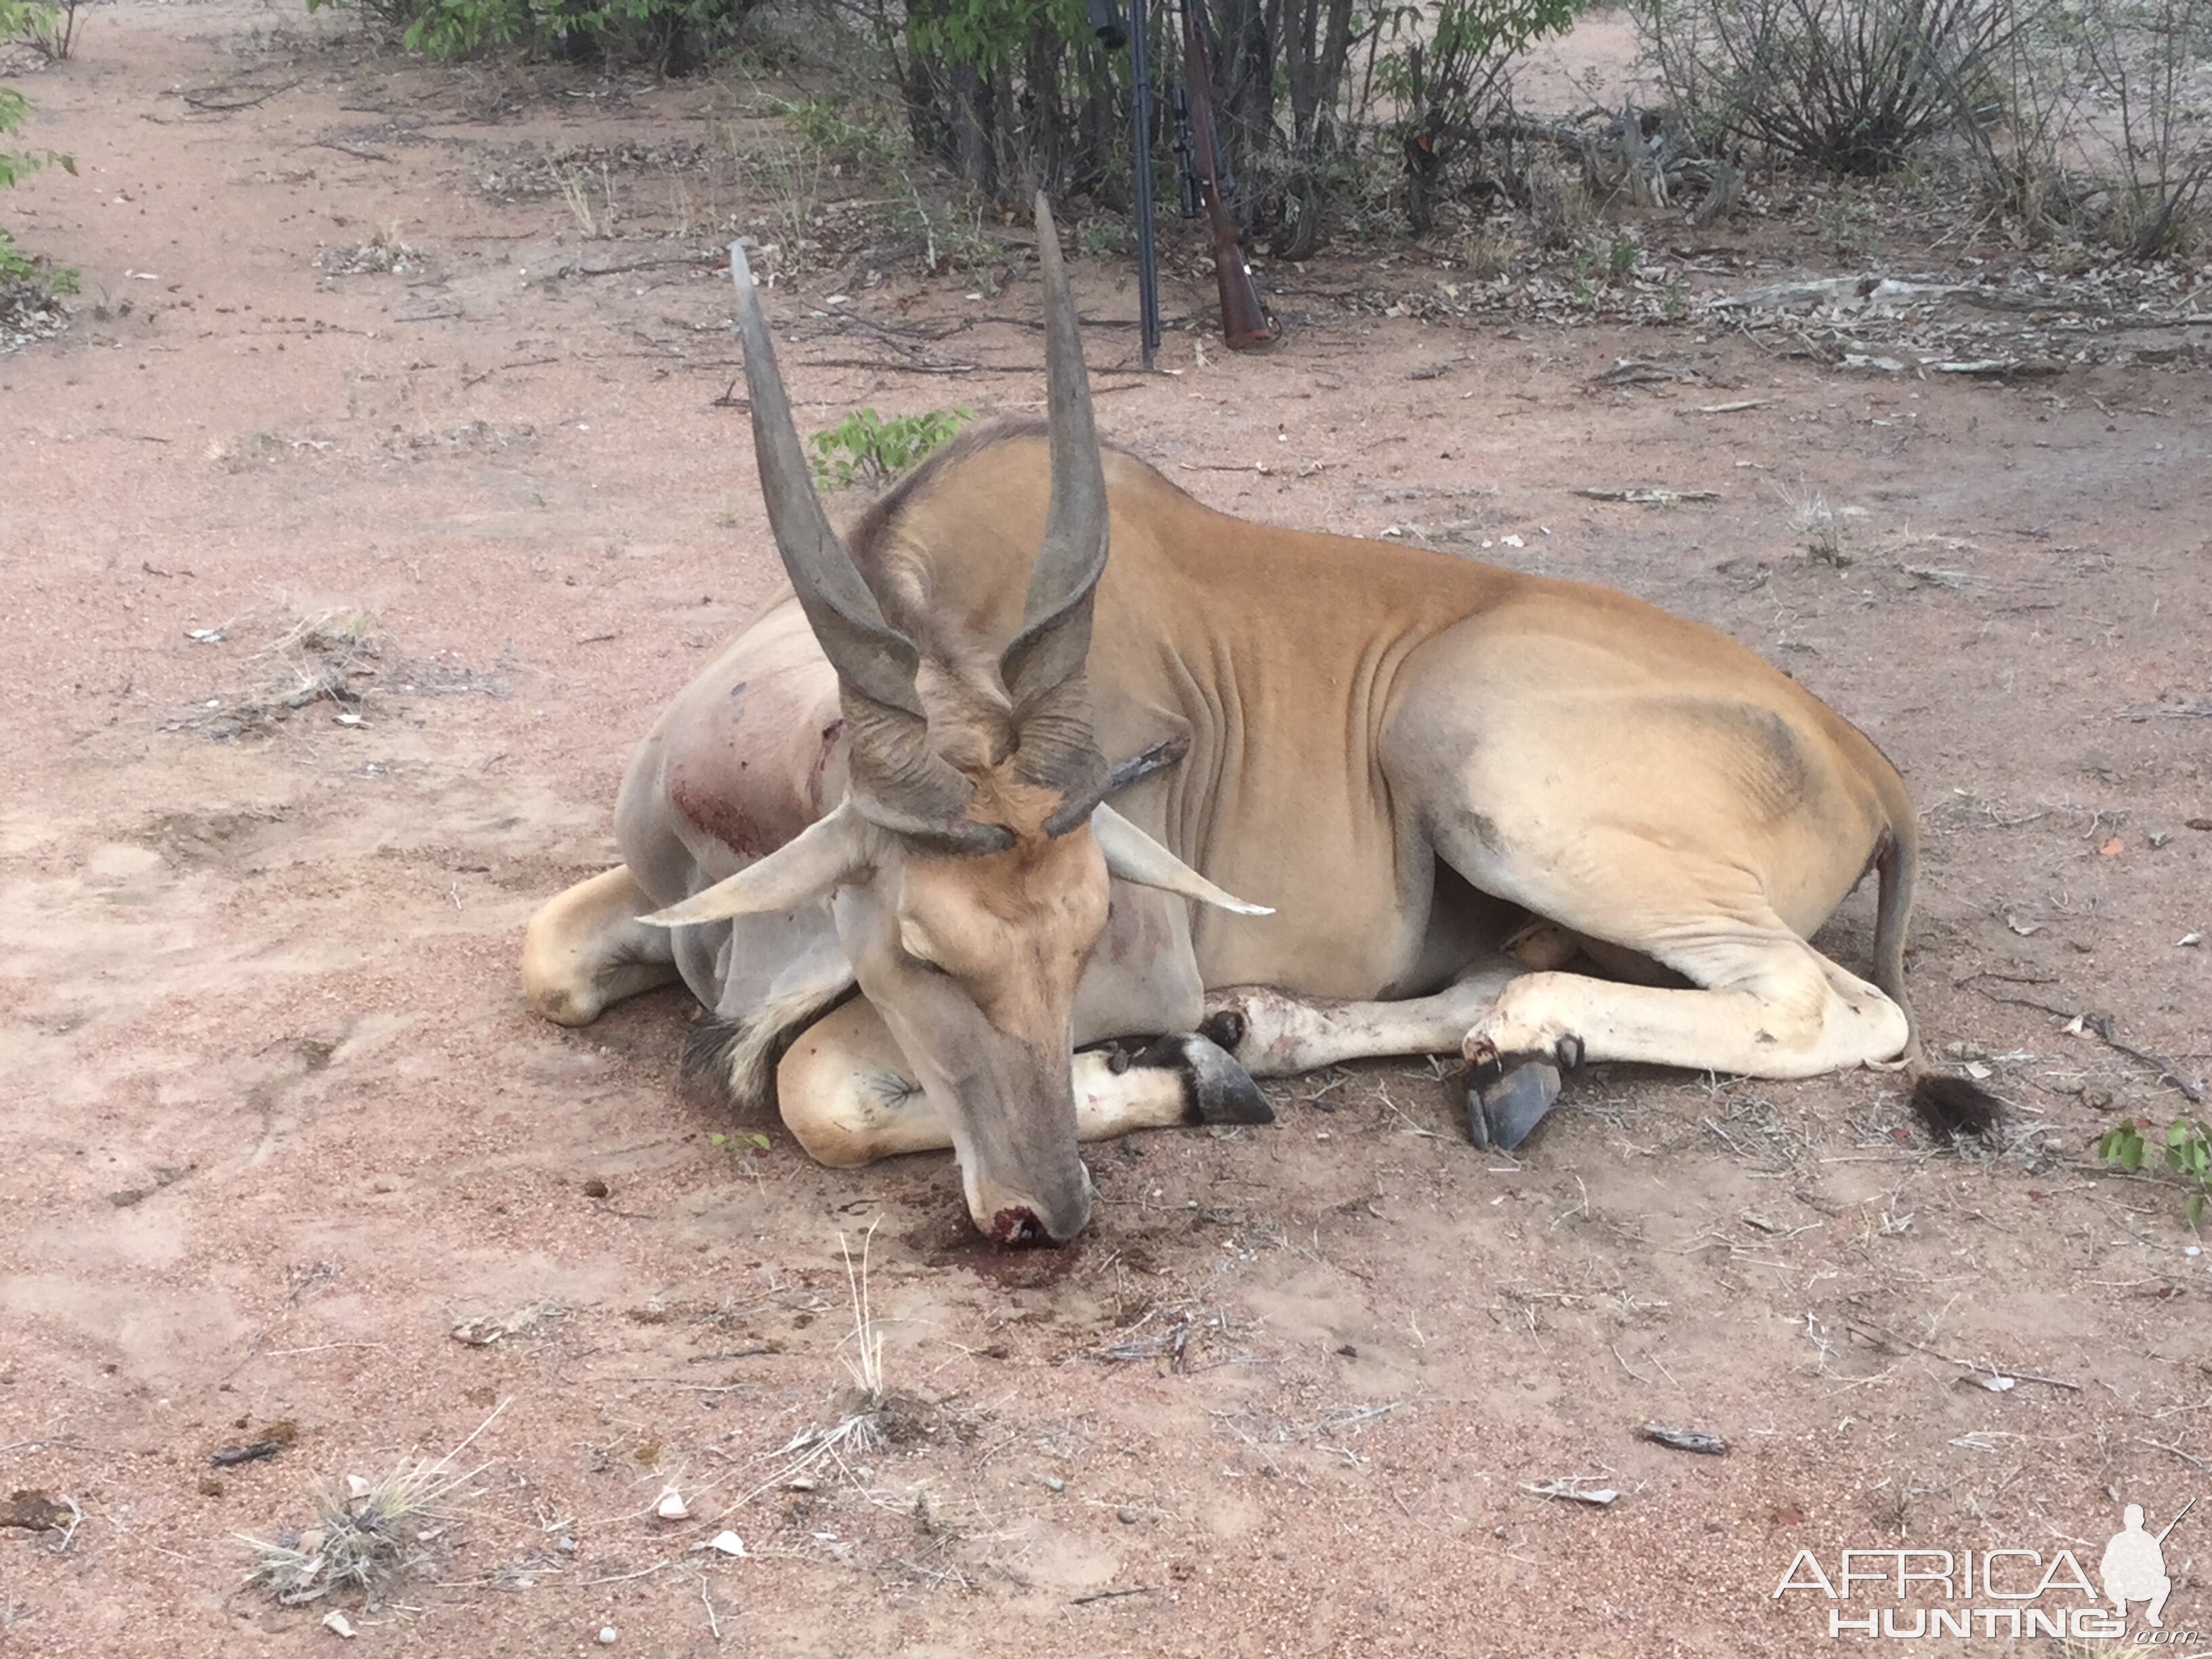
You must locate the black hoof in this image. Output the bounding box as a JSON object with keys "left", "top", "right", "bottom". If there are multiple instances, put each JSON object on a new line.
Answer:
{"left": 1135, "top": 1033, "right": 1273, "bottom": 1126}
{"left": 1197, "top": 1008, "right": 1247, "bottom": 1055}
{"left": 1466, "top": 1051, "right": 1563, "bottom": 1153}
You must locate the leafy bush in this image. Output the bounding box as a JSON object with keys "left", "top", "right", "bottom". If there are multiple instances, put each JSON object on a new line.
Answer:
{"left": 3, "top": 0, "right": 77, "bottom": 305}
{"left": 1378, "top": 0, "right": 1588, "bottom": 233}
{"left": 843, "top": 0, "right": 1593, "bottom": 256}
{"left": 306, "top": 0, "right": 766, "bottom": 72}
{"left": 808, "top": 405, "right": 970, "bottom": 489}
{"left": 2099, "top": 1113, "right": 2211, "bottom": 1226}
{"left": 1635, "top": 0, "right": 2018, "bottom": 175}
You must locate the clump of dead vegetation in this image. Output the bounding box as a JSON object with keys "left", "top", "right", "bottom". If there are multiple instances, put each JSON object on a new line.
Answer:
{"left": 165, "top": 602, "right": 514, "bottom": 741}
{"left": 318, "top": 222, "right": 423, "bottom": 276}
{"left": 168, "top": 606, "right": 383, "bottom": 741}
{"left": 241, "top": 1412, "right": 498, "bottom": 1614}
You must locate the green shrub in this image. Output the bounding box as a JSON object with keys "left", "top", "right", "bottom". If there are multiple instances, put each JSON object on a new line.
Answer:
{"left": 808, "top": 406, "right": 970, "bottom": 490}
{"left": 1378, "top": 0, "right": 1592, "bottom": 233}
{"left": 304, "top": 0, "right": 765, "bottom": 73}
{"left": 2099, "top": 1114, "right": 2211, "bottom": 1226}
{"left": 2, "top": 0, "right": 77, "bottom": 304}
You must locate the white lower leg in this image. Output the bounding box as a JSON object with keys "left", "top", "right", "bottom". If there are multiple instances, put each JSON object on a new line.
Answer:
{"left": 776, "top": 1007, "right": 1223, "bottom": 1169}
{"left": 1206, "top": 958, "right": 1525, "bottom": 1076}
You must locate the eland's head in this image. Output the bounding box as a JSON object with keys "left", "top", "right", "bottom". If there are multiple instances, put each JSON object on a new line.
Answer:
{"left": 647, "top": 197, "right": 1264, "bottom": 1246}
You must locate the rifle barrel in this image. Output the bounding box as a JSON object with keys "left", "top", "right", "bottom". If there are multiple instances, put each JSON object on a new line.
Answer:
{"left": 2156, "top": 1496, "right": 2196, "bottom": 1544}
{"left": 1128, "top": 0, "right": 1160, "bottom": 369}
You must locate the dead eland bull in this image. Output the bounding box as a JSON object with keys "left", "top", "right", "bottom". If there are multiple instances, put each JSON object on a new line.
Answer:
{"left": 523, "top": 197, "right": 1997, "bottom": 1247}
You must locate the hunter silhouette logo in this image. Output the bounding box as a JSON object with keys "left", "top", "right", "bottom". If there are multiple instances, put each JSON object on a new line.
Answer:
{"left": 2103, "top": 1498, "right": 2192, "bottom": 1628}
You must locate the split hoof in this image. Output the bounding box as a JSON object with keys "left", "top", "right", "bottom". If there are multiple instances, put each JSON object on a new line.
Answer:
{"left": 1134, "top": 1033, "right": 1273, "bottom": 1126}
{"left": 1467, "top": 1050, "right": 1563, "bottom": 1153}
{"left": 1197, "top": 1007, "right": 1247, "bottom": 1056}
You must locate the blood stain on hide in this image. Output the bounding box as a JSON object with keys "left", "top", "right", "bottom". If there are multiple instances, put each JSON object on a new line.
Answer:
{"left": 670, "top": 776, "right": 773, "bottom": 860}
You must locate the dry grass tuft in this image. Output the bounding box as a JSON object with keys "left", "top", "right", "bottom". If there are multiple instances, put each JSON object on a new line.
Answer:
{"left": 241, "top": 1402, "right": 504, "bottom": 1610}
{"left": 838, "top": 1221, "right": 886, "bottom": 1406}
{"left": 171, "top": 603, "right": 384, "bottom": 740}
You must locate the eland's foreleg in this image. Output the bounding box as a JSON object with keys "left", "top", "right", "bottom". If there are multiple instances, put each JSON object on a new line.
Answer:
{"left": 523, "top": 865, "right": 681, "bottom": 1026}
{"left": 773, "top": 998, "right": 1269, "bottom": 1169}
{"left": 1199, "top": 956, "right": 1530, "bottom": 1077}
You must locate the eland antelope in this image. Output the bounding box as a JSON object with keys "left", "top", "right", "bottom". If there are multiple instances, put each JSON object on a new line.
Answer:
{"left": 523, "top": 197, "right": 1996, "bottom": 1246}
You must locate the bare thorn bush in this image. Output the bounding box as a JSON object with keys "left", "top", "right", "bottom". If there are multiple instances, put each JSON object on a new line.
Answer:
{"left": 1635, "top": 0, "right": 2022, "bottom": 175}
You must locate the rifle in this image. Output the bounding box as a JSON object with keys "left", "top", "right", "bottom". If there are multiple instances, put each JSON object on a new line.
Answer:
{"left": 1173, "top": 0, "right": 1274, "bottom": 350}
{"left": 1116, "top": 0, "right": 1163, "bottom": 369}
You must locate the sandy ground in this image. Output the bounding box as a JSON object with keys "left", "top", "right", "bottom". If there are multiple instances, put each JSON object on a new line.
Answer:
{"left": 3, "top": 6, "right": 2211, "bottom": 1655}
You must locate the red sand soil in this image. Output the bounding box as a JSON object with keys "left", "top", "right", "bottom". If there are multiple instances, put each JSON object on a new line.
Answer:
{"left": 3, "top": 6, "right": 2209, "bottom": 1654}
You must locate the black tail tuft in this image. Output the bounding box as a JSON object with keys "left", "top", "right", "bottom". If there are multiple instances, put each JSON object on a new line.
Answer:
{"left": 1910, "top": 1073, "right": 2006, "bottom": 1143}
{"left": 680, "top": 1011, "right": 753, "bottom": 1108}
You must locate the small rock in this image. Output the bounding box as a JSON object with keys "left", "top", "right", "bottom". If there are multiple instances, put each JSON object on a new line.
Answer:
{"left": 597, "top": 1626, "right": 619, "bottom": 1645}
{"left": 708, "top": 1530, "right": 745, "bottom": 1556}
{"left": 1042, "top": 1475, "right": 1065, "bottom": 1493}
{"left": 323, "top": 1611, "right": 357, "bottom": 1639}
{"left": 558, "top": 1536, "right": 578, "bottom": 1553}
{"left": 346, "top": 1475, "right": 373, "bottom": 1500}
{"left": 1117, "top": 1506, "right": 1139, "bottom": 1524}
{"left": 0, "top": 1492, "right": 70, "bottom": 1532}
{"left": 655, "top": 1486, "right": 690, "bottom": 1521}
{"left": 582, "top": 1178, "right": 610, "bottom": 1199}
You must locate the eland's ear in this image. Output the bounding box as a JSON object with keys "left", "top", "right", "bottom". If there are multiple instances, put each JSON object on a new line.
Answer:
{"left": 1090, "top": 803, "right": 1271, "bottom": 916}
{"left": 642, "top": 804, "right": 872, "bottom": 926}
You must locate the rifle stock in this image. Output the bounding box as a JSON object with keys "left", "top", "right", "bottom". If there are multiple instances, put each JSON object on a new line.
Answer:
{"left": 1178, "top": 0, "right": 1274, "bottom": 350}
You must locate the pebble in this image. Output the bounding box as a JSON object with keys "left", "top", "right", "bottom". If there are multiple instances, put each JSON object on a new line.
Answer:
{"left": 1117, "top": 1506, "right": 1139, "bottom": 1524}
{"left": 1043, "top": 1475, "right": 1065, "bottom": 1493}
{"left": 597, "top": 1628, "right": 618, "bottom": 1645}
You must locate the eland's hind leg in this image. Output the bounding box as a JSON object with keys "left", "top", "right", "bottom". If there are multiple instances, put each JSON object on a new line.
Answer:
{"left": 1438, "top": 829, "right": 1908, "bottom": 1149}
{"left": 1462, "top": 915, "right": 1908, "bottom": 1078}
{"left": 523, "top": 866, "right": 681, "bottom": 1026}
{"left": 775, "top": 999, "right": 1268, "bottom": 1170}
